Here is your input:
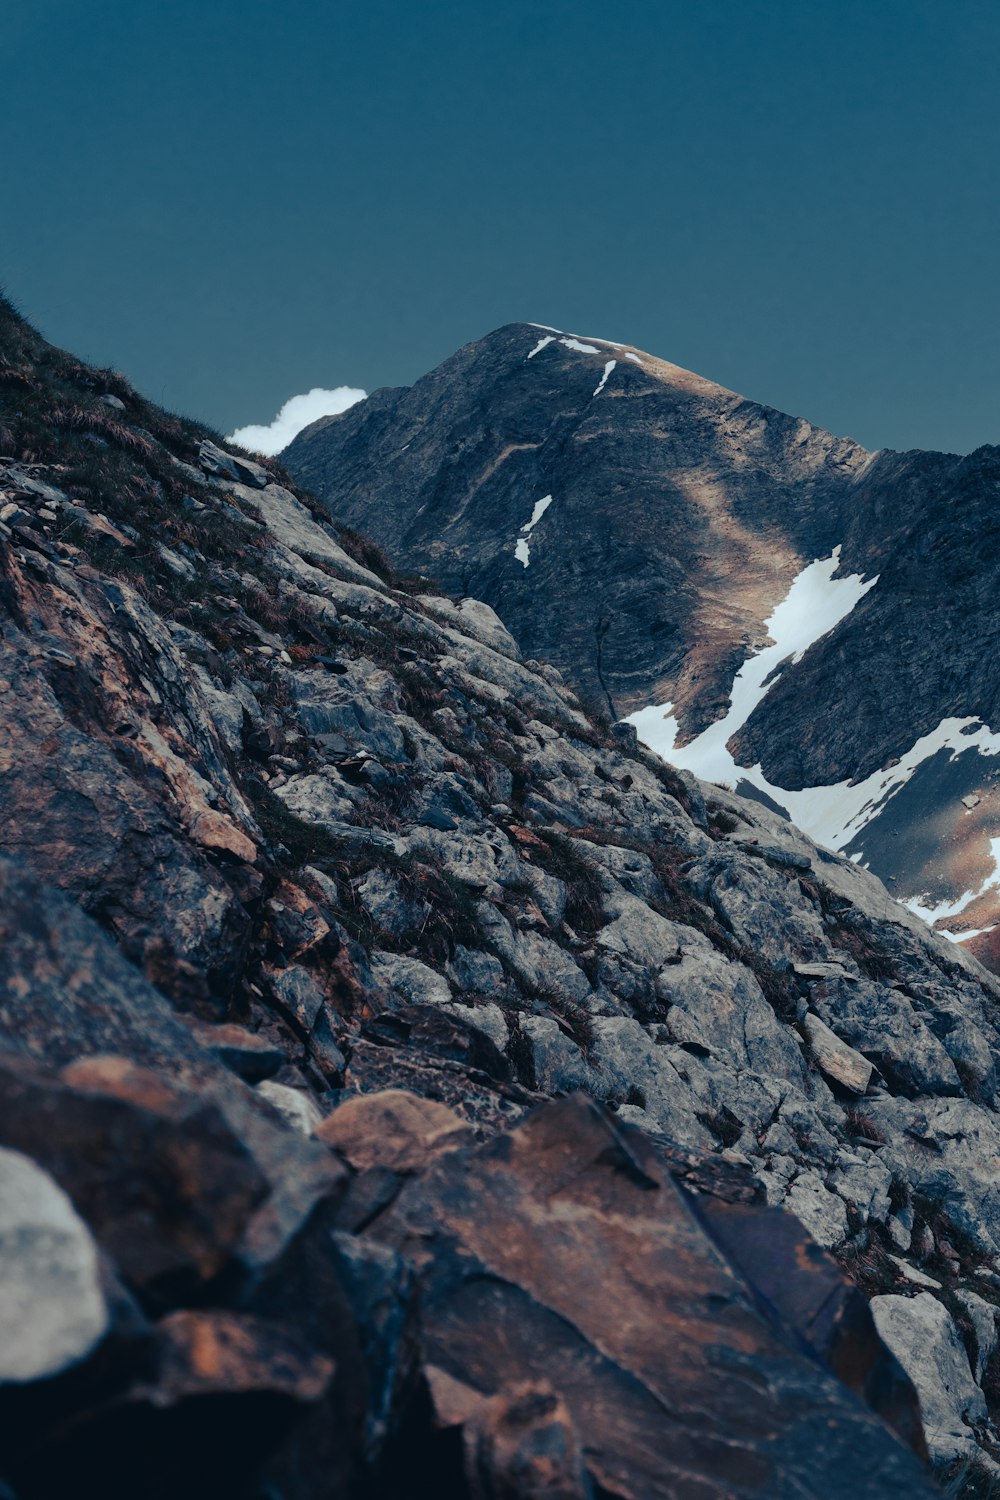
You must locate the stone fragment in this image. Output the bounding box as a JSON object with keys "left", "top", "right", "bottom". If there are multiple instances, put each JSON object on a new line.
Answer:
{"left": 198, "top": 439, "right": 270, "bottom": 488}
{"left": 316, "top": 1089, "right": 472, "bottom": 1173}
{"left": 888, "top": 1257, "right": 941, "bottom": 1288}
{"left": 803, "top": 1012, "right": 873, "bottom": 1093}
{"left": 782, "top": 1171, "right": 849, "bottom": 1249}
{"left": 185, "top": 1020, "right": 285, "bottom": 1083}
{"left": 955, "top": 1287, "right": 999, "bottom": 1382}
{"left": 462, "top": 1382, "right": 593, "bottom": 1500}
{"left": 255, "top": 1080, "right": 324, "bottom": 1136}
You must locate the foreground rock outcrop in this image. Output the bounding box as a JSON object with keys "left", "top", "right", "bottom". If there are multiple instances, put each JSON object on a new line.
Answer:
{"left": 3, "top": 295, "right": 1000, "bottom": 1491}
{"left": 0, "top": 859, "right": 937, "bottom": 1497}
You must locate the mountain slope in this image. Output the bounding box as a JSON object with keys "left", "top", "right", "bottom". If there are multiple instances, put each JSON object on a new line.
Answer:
{"left": 284, "top": 323, "right": 1000, "bottom": 961}
{"left": 4, "top": 295, "right": 1000, "bottom": 1489}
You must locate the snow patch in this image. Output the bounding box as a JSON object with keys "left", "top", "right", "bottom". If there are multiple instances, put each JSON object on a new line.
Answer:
{"left": 514, "top": 494, "right": 553, "bottom": 569}
{"left": 629, "top": 547, "right": 877, "bottom": 806}
{"left": 559, "top": 338, "right": 601, "bottom": 354}
{"left": 527, "top": 335, "right": 556, "bottom": 360}
{"left": 628, "top": 547, "right": 1000, "bottom": 940}
{"left": 625, "top": 353, "right": 645, "bottom": 366}
{"left": 593, "top": 360, "right": 617, "bottom": 397}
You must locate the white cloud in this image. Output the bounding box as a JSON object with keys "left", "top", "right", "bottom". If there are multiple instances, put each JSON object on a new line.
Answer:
{"left": 226, "top": 385, "right": 367, "bottom": 456}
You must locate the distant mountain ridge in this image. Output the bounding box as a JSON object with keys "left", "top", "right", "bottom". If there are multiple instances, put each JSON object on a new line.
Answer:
{"left": 284, "top": 322, "right": 1000, "bottom": 963}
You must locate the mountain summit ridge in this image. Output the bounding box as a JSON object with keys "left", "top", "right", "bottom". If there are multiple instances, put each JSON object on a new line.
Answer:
{"left": 284, "top": 322, "right": 1000, "bottom": 962}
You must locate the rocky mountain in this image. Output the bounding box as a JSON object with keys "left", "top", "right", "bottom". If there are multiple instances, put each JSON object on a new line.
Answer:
{"left": 283, "top": 324, "right": 1000, "bottom": 966}
{"left": 4, "top": 293, "right": 1000, "bottom": 1494}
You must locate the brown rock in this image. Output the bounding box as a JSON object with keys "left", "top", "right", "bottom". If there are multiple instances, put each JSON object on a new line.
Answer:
{"left": 183, "top": 1019, "right": 285, "bottom": 1083}
{"left": 151, "top": 1308, "right": 333, "bottom": 1404}
{"left": 367, "top": 1094, "right": 938, "bottom": 1500}
{"left": 315, "top": 1088, "right": 473, "bottom": 1173}
{"left": 463, "top": 1382, "right": 593, "bottom": 1500}
{"left": 0, "top": 1051, "right": 268, "bottom": 1297}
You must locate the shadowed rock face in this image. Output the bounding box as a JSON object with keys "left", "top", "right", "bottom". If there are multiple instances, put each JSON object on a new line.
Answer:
{"left": 284, "top": 324, "right": 1000, "bottom": 953}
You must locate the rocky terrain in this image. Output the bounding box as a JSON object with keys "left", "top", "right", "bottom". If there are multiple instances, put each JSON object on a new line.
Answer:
{"left": 3, "top": 295, "right": 1000, "bottom": 1494}
{"left": 283, "top": 324, "right": 1000, "bottom": 961}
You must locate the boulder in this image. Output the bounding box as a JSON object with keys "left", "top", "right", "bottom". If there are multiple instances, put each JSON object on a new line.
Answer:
{"left": 0, "top": 1053, "right": 269, "bottom": 1297}
{"left": 811, "top": 978, "right": 963, "bottom": 1098}
{"left": 366, "top": 1094, "right": 937, "bottom": 1498}
{"left": 0, "top": 1147, "right": 110, "bottom": 1383}
{"left": 316, "top": 1089, "right": 473, "bottom": 1174}
{"left": 870, "top": 1292, "right": 987, "bottom": 1464}
{"left": 255, "top": 1080, "right": 324, "bottom": 1136}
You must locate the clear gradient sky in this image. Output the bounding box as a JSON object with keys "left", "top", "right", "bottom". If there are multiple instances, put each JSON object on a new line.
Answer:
{"left": 3, "top": 0, "right": 999, "bottom": 454}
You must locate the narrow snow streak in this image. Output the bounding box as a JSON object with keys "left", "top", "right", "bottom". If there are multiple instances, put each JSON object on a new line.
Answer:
{"left": 629, "top": 547, "right": 877, "bottom": 811}
{"left": 514, "top": 494, "right": 553, "bottom": 569}
{"left": 559, "top": 337, "right": 601, "bottom": 354}
{"left": 527, "top": 335, "right": 556, "bottom": 360}
{"left": 593, "top": 360, "right": 617, "bottom": 397}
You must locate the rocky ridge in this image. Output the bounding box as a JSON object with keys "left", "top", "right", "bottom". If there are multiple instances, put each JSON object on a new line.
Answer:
{"left": 283, "top": 323, "right": 1000, "bottom": 961}
{"left": 1, "top": 296, "right": 1000, "bottom": 1492}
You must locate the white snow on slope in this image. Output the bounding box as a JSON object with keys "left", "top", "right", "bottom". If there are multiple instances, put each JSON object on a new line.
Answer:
{"left": 625, "top": 352, "right": 645, "bottom": 366}
{"left": 629, "top": 547, "right": 878, "bottom": 808}
{"left": 527, "top": 336, "right": 556, "bottom": 360}
{"left": 629, "top": 547, "right": 880, "bottom": 845}
{"left": 593, "top": 360, "right": 616, "bottom": 397}
{"left": 514, "top": 494, "right": 553, "bottom": 568}
{"left": 628, "top": 548, "right": 1000, "bottom": 936}
{"left": 560, "top": 337, "right": 601, "bottom": 354}
{"left": 228, "top": 387, "right": 366, "bottom": 456}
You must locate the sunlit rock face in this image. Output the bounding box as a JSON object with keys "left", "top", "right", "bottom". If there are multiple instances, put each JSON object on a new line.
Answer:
{"left": 285, "top": 324, "right": 1000, "bottom": 959}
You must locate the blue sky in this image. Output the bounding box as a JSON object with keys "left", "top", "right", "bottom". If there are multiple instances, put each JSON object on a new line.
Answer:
{"left": 3, "top": 0, "right": 999, "bottom": 452}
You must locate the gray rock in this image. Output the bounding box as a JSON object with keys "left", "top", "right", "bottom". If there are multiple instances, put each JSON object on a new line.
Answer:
{"left": 274, "top": 770, "right": 364, "bottom": 829}
{"left": 811, "top": 978, "right": 963, "bottom": 1098}
{"left": 199, "top": 439, "right": 269, "bottom": 488}
{"left": 521, "top": 1015, "right": 593, "bottom": 1094}
{"left": 370, "top": 951, "right": 453, "bottom": 1008}
{"left": 0, "top": 1146, "right": 109, "bottom": 1382}
{"left": 595, "top": 893, "right": 692, "bottom": 969}
{"left": 657, "top": 948, "right": 806, "bottom": 1080}
{"left": 686, "top": 849, "right": 830, "bottom": 967}
{"left": 586, "top": 1017, "right": 712, "bottom": 1149}
{"left": 255, "top": 1080, "right": 324, "bottom": 1136}
{"left": 355, "top": 868, "right": 426, "bottom": 940}
{"left": 441, "top": 1001, "right": 509, "bottom": 1054}
{"left": 447, "top": 944, "right": 508, "bottom": 995}
{"left": 832, "top": 1158, "right": 893, "bottom": 1224}
{"left": 802, "top": 1012, "right": 873, "bottom": 1094}
{"left": 955, "top": 1288, "right": 999, "bottom": 1382}
{"left": 870, "top": 1292, "right": 987, "bottom": 1464}
{"left": 782, "top": 1171, "right": 849, "bottom": 1249}
{"left": 415, "top": 595, "right": 521, "bottom": 659}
